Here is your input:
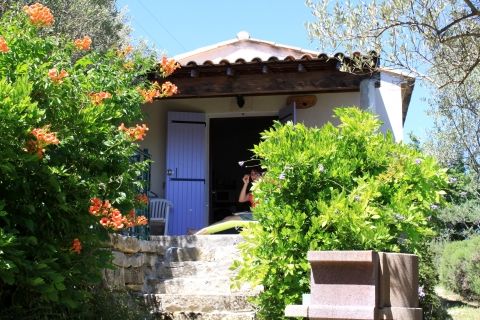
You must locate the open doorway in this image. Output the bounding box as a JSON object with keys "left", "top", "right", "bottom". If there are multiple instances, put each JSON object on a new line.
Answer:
{"left": 209, "top": 116, "right": 275, "bottom": 224}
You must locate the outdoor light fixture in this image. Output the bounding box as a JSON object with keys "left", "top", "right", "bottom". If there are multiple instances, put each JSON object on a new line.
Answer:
{"left": 236, "top": 95, "right": 245, "bottom": 108}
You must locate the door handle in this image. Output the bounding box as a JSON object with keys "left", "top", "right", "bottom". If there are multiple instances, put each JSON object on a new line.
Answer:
{"left": 167, "top": 168, "right": 178, "bottom": 177}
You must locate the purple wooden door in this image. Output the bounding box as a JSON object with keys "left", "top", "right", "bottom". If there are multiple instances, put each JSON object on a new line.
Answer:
{"left": 279, "top": 101, "right": 297, "bottom": 124}
{"left": 165, "top": 112, "right": 206, "bottom": 235}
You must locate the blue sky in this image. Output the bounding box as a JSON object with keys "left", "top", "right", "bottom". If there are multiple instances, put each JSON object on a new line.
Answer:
{"left": 117, "top": 0, "right": 432, "bottom": 142}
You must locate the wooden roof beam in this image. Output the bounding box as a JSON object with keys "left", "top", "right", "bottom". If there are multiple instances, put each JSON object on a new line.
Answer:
{"left": 164, "top": 69, "right": 370, "bottom": 99}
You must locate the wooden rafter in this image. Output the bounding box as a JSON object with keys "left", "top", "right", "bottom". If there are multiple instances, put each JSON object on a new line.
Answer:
{"left": 152, "top": 59, "right": 373, "bottom": 99}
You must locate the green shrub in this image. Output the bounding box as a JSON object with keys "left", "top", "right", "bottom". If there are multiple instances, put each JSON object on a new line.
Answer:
{"left": 0, "top": 4, "right": 176, "bottom": 316}
{"left": 418, "top": 242, "right": 451, "bottom": 320}
{"left": 436, "top": 173, "right": 480, "bottom": 241}
{"left": 0, "top": 286, "right": 154, "bottom": 320}
{"left": 233, "top": 107, "right": 448, "bottom": 319}
{"left": 439, "top": 236, "right": 480, "bottom": 300}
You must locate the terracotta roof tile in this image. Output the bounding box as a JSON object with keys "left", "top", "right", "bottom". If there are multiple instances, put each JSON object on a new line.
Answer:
{"left": 172, "top": 32, "right": 385, "bottom": 71}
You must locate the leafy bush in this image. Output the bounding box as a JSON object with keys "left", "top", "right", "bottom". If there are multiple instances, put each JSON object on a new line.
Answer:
{"left": 1, "top": 286, "right": 154, "bottom": 320}
{"left": 439, "top": 236, "right": 480, "bottom": 301}
{"left": 418, "top": 242, "right": 451, "bottom": 320}
{"left": 0, "top": 4, "right": 177, "bottom": 316}
{"left": 233, "top": 107, "right": 448, "bottom": 319}
{"left": 436, "top": 173, "right": 480, "bottom": 241}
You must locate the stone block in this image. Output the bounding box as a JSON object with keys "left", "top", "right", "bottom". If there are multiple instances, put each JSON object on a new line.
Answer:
{"left": 309, "top": 251, "right": 378, "bottom": 307}
{"left": 378, "top": 252, "right": 419, "bottom": 308}
{"left": 139, "top": 239, "right": 167, "bottom": 254}
{"left": 285, "top": 250, "right": 423, "bottom": 319}
{"left": 126, "top": 284, "right": 143, "bottom": 291}
{"left": 284, "top": 305, "right": 308, "bottom": 318}
{"left": 110, "top": 234, "right": 140, "bottom": 253}
{"left": 308, "top": 305, "right": 376, "bottom": 320}
{"left": 127, "top": 253, "right": 146, "bottom": 268}
{"left": 165, "top": 246, "right": 202, "bottom": 262}
{"left": 144, "top": 253, "right": 161, "bottom": 268}
{"left": 112, "top": 251, "right": 127, "bottom": 267}
{"left": 112, "top": 251, "right": 146, "bottom": 268}
{"left": 308, "top": 251, "right": 378, "bottom": 263}
{"left": 143, "top": 277, "right": 166, "bottom": 293}
{"left": 161, "top": 276, "right": 233, "bottom": 295}
{"left": 302, "top": 293, "right": 311, "bottom": 305}
{"left": 158, "top": 260, "right": 235, "bottom": 279}
{"left": 378, "top": 307, "right": 422, "bottom": 320}
{"left": 157, "top": 311, "right": 256, "bottom": 320}
{"left": 124, "top": 266, "right": 145, "bottom": 285}
{"left": 145, "top": 294, "right": 255, "bottom": 313}
{"left": 149, "top": 234, "right": 244, "bottom": 251}
{"left": 102, "top": 267, "right": 125, "bottom": 289}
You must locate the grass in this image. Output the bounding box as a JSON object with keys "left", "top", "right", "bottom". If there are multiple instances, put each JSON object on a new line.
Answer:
{"left": 436, "top": 286, "right": 480, "bottom": 320}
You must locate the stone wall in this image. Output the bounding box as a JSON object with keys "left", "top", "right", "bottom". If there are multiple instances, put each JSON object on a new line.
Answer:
{"left": 103, "top": 234, "right": 167, "bottom": 292}
{"left": 103, "top": 234, "right": 258, "bottom": 319}
{"left": 103, "top": 234, "right": 248, "bottom": 293}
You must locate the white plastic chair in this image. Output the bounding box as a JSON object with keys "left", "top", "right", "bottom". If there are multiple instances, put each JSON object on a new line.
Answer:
{"left": 148, "top": 198, "right": 171, "bottom": 235}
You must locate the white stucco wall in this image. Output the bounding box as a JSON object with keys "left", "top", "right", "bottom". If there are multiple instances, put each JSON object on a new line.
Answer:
{"left": 139, "top": 92, "right": 361, "bottom": 197}
{"left": 374, "top": 72, "right": 405, "bottom": 142}
{"left": 296, "top": 92, "right": 360, "bottom": 127}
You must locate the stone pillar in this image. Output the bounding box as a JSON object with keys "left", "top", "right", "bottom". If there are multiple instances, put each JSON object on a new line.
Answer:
{"left": 285, "top": 251, "right": 422, "bottom": 320}
{"left": 308, "top": 251, "right": 378, "bottom": 319}
{"left": 378, "top": 252, "right": 422, "bottom": 320}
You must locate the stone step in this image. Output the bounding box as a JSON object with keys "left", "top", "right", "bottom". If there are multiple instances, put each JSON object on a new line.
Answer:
{"left": 151, "top": 276, "right": 263, "bottom": 295}
{"left": 149, "top": 276, "right": 235, "bottom": 294}
{"left": 149, "top": 235, "right": 244, "bottom": 250}
{"left": 154, "top": 311, "right": 256, "bottom": 320}
{"left": 163, "top": 246, "right": 240, "bottom": 263}
{"left": 110, "top": 234, "right": 244, "bottom": 256}
{"left": 145, "top": 277, "right": 263, "bottom": 295}
{"left": 111, "top": 247, "right": 240, "bottom": 272}
{"left": 154, "top": 261, "right": 236, "bottom": 279}
{"left": 145, "top": 294, "right": 255, "bottom": 313}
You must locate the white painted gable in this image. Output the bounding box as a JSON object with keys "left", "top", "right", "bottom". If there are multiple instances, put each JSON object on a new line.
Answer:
{"left": 174, "top": 31, "right": 319, "bottom": 65}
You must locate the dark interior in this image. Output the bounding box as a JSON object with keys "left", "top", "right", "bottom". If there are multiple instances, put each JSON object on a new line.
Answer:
{"left": 209, "top": 116, "right": 275, "bottom": 223}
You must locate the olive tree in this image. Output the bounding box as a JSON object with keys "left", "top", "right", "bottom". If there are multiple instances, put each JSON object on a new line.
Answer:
{"left": 306, "top": 0, "right": 480, "bottom": 176}
{"left": 1, "top": 0, "right": 130, "bottom": 50}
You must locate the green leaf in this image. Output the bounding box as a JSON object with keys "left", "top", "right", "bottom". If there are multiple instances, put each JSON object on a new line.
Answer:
{"left": 74, "top": 56, "right": 93, "bottom": 68}
{"left": 30, "top": 277, "right": 45, "bottom": 286}
{"left": 24, "top": 219, "right": 35, "bottom": 232}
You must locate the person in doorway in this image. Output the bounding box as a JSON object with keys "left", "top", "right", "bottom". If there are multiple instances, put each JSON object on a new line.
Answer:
{"left": 195, "top": 168, "right": 262, "bottom": 234}
{"left": 237, "top": 168, "right": 262, "bottom": 219}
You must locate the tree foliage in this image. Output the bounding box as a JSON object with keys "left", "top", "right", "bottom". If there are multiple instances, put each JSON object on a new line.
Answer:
{"left": 233, "top": 107, "right": 447, "bottom": 319}
{"left": 306, "top": 0, "right": 479, "bottom": 86}
{"left": 436, "top": 171, "right": 480, "bottom": 241}
{"left": 306, "top": 0, "right": 480, "bottom": 176}
{"left": 0, "top": 4, "right": 177, "bottom": 317}
{"left": 424, "top": 71, "right": 480, "bottom": 176}
{"left": 439, "top": 236, "right": 480, "bottom": 300}
{"left": 1, "top": 0, "right": 129, "bottom": 50}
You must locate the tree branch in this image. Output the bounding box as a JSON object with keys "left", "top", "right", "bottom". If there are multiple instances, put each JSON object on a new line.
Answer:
{"left": 463, "top": 0, "right": 480, "bottom": 14}
{"left": 437, "top": 11, "right": 479, "bottom": 36}
{"left": 441, "top": 32, "right": 480, "bottom": 43}
{"left": 448, "top": 106, "right": 480, "bottom": 175}
{"left": 459, "top": 56, "right": 480, "bottom": 85}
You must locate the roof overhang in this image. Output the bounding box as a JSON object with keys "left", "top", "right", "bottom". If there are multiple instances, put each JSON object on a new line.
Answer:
{"left": 148, "top": 31, "right": 414, "bottom": 123}
{"left": 151, "top": 56, "right": 376, "bottom": 99}
{"left": 400, "top": 78, "right": 415, "bottom": 124}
